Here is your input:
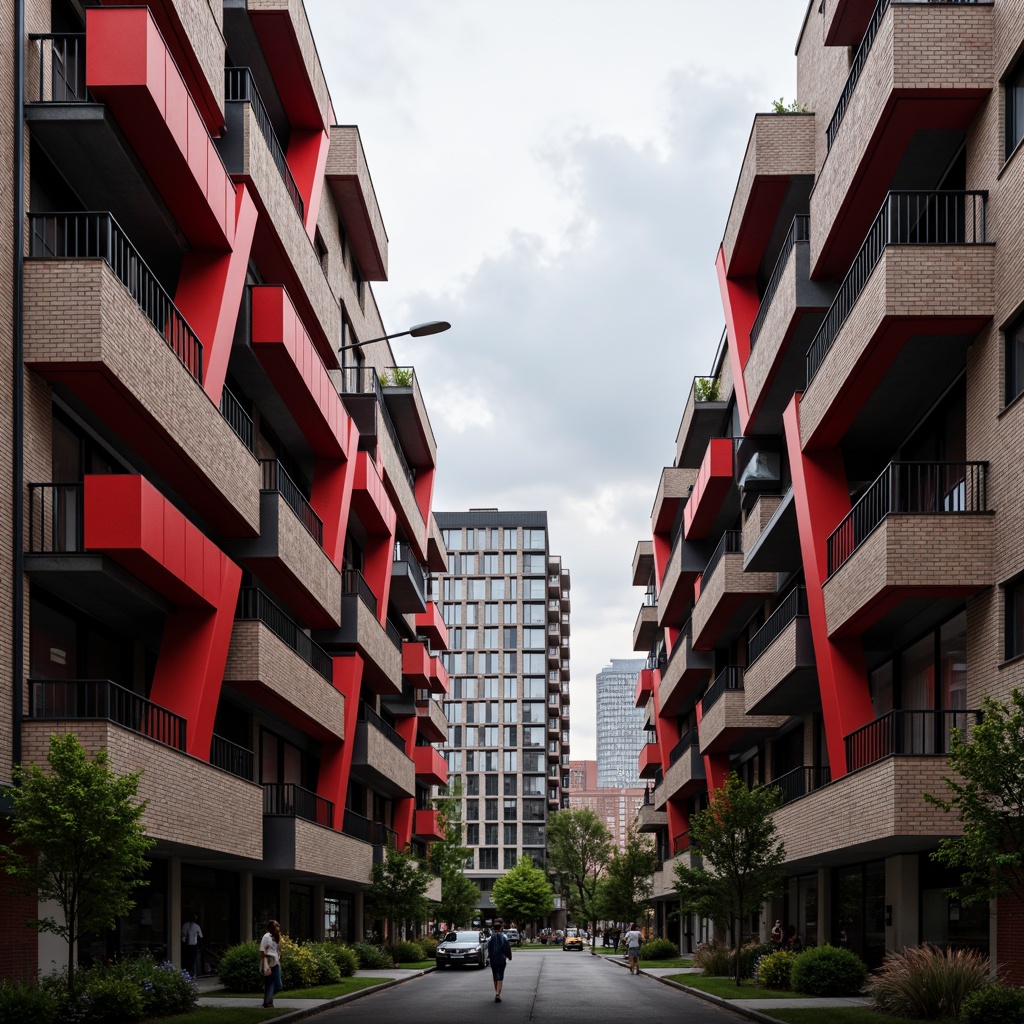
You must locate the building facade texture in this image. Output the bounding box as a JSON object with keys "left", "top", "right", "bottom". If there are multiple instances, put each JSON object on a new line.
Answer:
{"left": 434, "top": 511, "right": 570, "bottom": 912}
{"left": 567, "top": 759, "right": 645, "bottom": 853}
{"left": 595, "top": 658, "right": 646, "bottom": 788}
{"left": 633, "top": 0, "right": 1024, "bottom": 980}
{"left": 0, "top": 0, "right": 451, "bottom": 982}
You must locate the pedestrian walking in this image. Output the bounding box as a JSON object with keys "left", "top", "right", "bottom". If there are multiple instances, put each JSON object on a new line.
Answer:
{"left": 623, "top": 923, "right": 644, "bottom": 975}
{"left": 259, "top": 919, "right": 283, "bottom": 1009}
{"left": 180, "top": 913, "right": 203, "bottom": 978}
{"left": 487, "top": 917, "right": 513, "bottom": 1002}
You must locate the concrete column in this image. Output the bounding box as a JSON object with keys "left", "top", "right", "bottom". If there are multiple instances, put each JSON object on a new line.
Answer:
{"left": 313, "top": 884, "right": 326, "bottom": 941}
{"left": 885, "top": 854, "right": 918, "bottom": 952}
{"left": 279, "top": 881, "right": 290, "bottom": 935}
{"left": 239, "top": 871, "right": 253, "bottom": 942}
{"left": 817, "top": 866, "right": 830, "bottom": 945}
{"left": 354, "top": 891, "right": 365, "bottom": 941}
{"left": 168, "top": 857, "right": 182, "bottom": 967}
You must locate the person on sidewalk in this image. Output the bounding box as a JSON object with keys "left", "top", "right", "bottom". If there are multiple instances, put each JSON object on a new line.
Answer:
{"left": 487, "top": 918, "right": 513, "bottom": 1002}
{"left": 259, "top": 919, "right": 283, "bottom": 1009}
{"left": 623, "top": 923, "right": 644, "bottom": 975}
{"left": 180, "top": 913, "right": 203, "bottom": 978}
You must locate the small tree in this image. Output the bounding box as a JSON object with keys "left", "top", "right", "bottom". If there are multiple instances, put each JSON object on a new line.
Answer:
{"left": 492, "top": 855, "right": 555, "bottom": 927}
{"left": 546, "top": 808, "right": 613, "bottom": 937}
{"left": 365, "top": 845, "right": 430, "bottom": 944}
{"left": 1, "top": 732, "right": 153, "bottom": 992}
{"left": 926, "top": 689, "right": 1024, "bottom": 904}
{"left": 597, "top": 828, "right": 657, "bottom": 933}
{"left": 429, "top": 781, "right": 480, "bottom": 928}
{"left": 672, "top": 772, "right": 785, "bottom": 986}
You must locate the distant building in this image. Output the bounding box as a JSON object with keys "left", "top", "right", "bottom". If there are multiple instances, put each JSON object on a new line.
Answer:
{"left": 567, "top": 759, "right": 644, "bottom": 852}
{"left": 595, "top": 659, "right": 646, "bottom": 788}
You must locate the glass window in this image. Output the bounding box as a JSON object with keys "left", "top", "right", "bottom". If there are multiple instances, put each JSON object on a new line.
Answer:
{"left": 480, "top": 701, "right": 498, "bottom": 723}
{"left": 485, "top": 798, "right": 498, "bottom": 820}
{"left": 524, "top": 603, "right": 545, "bottom": 624}
{"left": 442, "top": 530, "right": 462, "bottom": 551}
{"left": 465, "top": 529, "right": 475, "bottom": 548}
{"left": 443, "top": 578, "right": 463, "bottom": 600}
{"left": 481, "top": 677, "right": 498, "bottom": 698}
{"left": 480, "top": 726, "right": 498, "bottom": 746}
{"left": 504, "top": 627, "right": 517, "bottom": 648}
{"left": 465, "top": 603, "right": 479, "bottom": 625}
{"left": 1007, "top": 579, "right": 1024, "bottom": 660}
{"left": 483, "top": 628, "right": 498, "bottom": 648}
{"left": 503, "top": 823, "right": 518, "bottom": 845}
{"left": 466, "top": 823, "right": 479, "bottom": 845}
{"left": 523, "top": 824, "right": 544, "bottom": 845}
{"left": 940, "top": 611, "right": 968, "bottom": 709}
{"left": 503, "top": 775, "right": 517, "bottom": 796}
{"left": 442, "top": 603, "right": 459, "bottom": 625}
{"left": 503, "top": 553, "right": 517, "bottom": 573}
{"left": 503, "top": 725, "right": 517, "bottom": 746}
{"left": 503, "top": 799, "right": 518, "bottom": 821}
{"left": 523, "top": 553, "right": 547, "bottom": 574}
{"left": 523, "top": 678, "right": 544, "bottom": 699}
{"left": 482, "top": 553, "right": 498, "bottom": 573}
{"left": 490, "top": 578, "right": 505, "bottom": 600}
{"left": 465, "top": 751, "right": 475, "bottom": 770}
{"left": 503, "top": 652, "right": 517, "bottom": 673}
{"left": 523, "top": 579, "right": 544, "bottom": 599}
{"left": 447, "top": 725, "right": 462, "bottom": 747}
{"left": 467, "top": 579, "right": 486, "bottom": 600}
{"left": 1006, "top": 313, "right": 1024, "bottom": 405}
{"left": 465, "top": 628, "right": 478, "bottom": 649}
{"left": 503, "top": 751, "right": 518, "bottom": 771}
{"left": 522, "top": 751, "right": 544, "bottom": 772}
{"left": 524, "top": 529, "right": 546, "bottom": 549}
{"left": 524, "top": 726, "right": 544, "bottom": 747}
{"left": 479, "top": 849, "right": 498, "bottom": 870}
{"left": 479, "top": 653, "right": 498, "bottom": 672}
{"left": 522, "top": 652, "right": 545, "bottom": 673}
{"left": 523, "top": 776, "right": 545, "bottom": 796}
{"left": 1008, "top": 58, "right": 1024, "bottom": 159}
{"left": 485, "top": 774, "right": 499, "bottom": 796}
{"left": 503, "top": 848, "right": 517, "bottom": 869}
{"left": 485, "top": 602, "right": 499, "bottom": 624}
{"left": 523, "top": 628, "right": 544, "bottom": 649}
{"left": 503, "top": 701, "right": 517, "bottom": 722}
{"left": 503, "top": 528, "right": 517, "bottom": 549}
{"left": 481, "top": 750, "right": 498, "bottom": 771}
{"left": 503, "top": 603, "right": 517, "bottom": 624}
{"left": 447, "top": 751, "right": 462, "bottom": 771}
{"left": 485, "top": 824, "right": 498, "bottom": 845}
{"left": 465, "top": 774, "right": 479, "bottom": 795}
{"left": 503, "top": 678, "right": 517, "bottom": 698}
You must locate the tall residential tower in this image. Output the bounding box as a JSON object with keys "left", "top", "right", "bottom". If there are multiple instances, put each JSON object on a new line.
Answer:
{"left": 595, "top": 658, "right": 646, "bottom": 788}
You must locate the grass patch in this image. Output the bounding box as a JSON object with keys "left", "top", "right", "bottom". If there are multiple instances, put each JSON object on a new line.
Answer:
{"left": 392, "top": 961, "right": 434, "bottom": 970}
{"left": 668, "top": 975, "right": 807, "bottom": 999}
{"left": 150, "top": 1010, "right": 288, "bottom": 1024}
{"left": 206, "top": 977, "right": 388, "bottom": 1000}
{"left": 638, "top": 958, "right": 694, "bottom": 969}
{"left": 766, "top": 1010, "right": 929, "bottom": 1024}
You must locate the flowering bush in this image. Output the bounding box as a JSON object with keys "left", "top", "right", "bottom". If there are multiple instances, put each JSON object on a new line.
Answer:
{"left": 121, "top": 958, "right": 197, "bottom": 1016}
{"left": 755, "top": 950, "right": 796, "bottom": 990}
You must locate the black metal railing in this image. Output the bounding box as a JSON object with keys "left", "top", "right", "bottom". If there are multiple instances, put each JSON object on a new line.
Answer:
{"left": 669, "top": 727, "right": 699, "bottom": 767}
{"left": 342, "top": 809, "right": 374, "bottom": 842}
{"left": 394, "top": 541, "right": 428, "bottom": 601}
{"left": 701, "top": 666, "right": 744, "bottom": 714}
{"left": 651, "top": 767, "right": 663, "bottom": 789}
{"left": 262, "top": 783, "right": 333, "bottom": 827}
{"left": 378, "top": 397, "right": 416, "bottom": 490}
{"left": 341, "top": 568, "right": 379, "bottom": 617}
{"left": 28, "top": 482, "right": 83, "bottom": 553}
{"left": 845, "top": 709, "right": 981, "bottom": 772}
{"left": 337, "top": 366, "right": 382, "bottom": 398}
{"left": 210, "top": 734, "right": 254, "bottom": 781}
{"left": 28, "top": 678, "right": 186, "bottom": 752}
{"left": 225, "top": 68, "right": 304, "bottom": 220}
{"left": 235, "top": 587, "right": 332, "bottom": 681}
{"left": 220, "top": 386, "right": 254, "bottom": 452}
{"left": 385, "top": 620, "right": 402, "bottom": 650}
{"left": 643, "top": 786, "right": 655, "bottom": 806}
{"left": 750, "top": 216, "right": 811, "bottom": 349}
{"left": 29, "top": 33, "right": 88, "bottom": 102}
{"left": 260, "top": 459, "right": 323, "bottom": 546}
{"left": 748, "top": 588, "right": 809, "bottom": 666}
{"left": 359, "top": 702, "right": 406, "bottom": 750}
{"left": 672, "top": 830, "right": 698, "bottom": 856}
{"left": 827, "top": 461, "right": 988, "bottom": 576}
{"left": 371, "top": 821, "right": 399, "bottom": 851}
{"left": 769, "top": 765, "right": 832, "bottom": 807}
{"left": 806, "top": 191, "right": 987, "bottom": 384}
{"left": 29, "top": 212, "right": 204, "bottom": 383}
{"left": 702, "top": 531, "right": 742, "bottom": 588}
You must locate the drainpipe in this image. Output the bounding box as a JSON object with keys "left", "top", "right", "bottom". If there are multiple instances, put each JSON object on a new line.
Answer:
{"left": 12, "top": 0, "right": 25, "bottom": 769}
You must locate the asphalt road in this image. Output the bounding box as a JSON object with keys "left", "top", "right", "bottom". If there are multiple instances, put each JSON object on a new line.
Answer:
{"left": 314, "top": 951, "right": 747, "bottom": 1024}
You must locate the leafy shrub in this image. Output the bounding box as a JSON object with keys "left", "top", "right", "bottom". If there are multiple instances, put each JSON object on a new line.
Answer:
{"left": 960, "top": 985, "right": 1024, "bottom": 1024}
{"left": 756, "top": 950, "right": 796, "bottom": 990}
{"left": 639, "top": 938, "right": 679, "bottom": 960}
{"left": 119, "top": 957, "right": 197, "bottom": 1016}
{"left": 734, "top": 941, "right": 776, "bottom": 980}
{"left": 693, "top": 941, "right": 733, "bottom": 976}
{"left": 81, "top": 973, "right": 144, "bottom": 1023}
{"left": 867, "top": 943, "right": 991, "bottom": 1021}
{"left": 791, "top": 944, "right": 867, "bottom": 996}
{"left": 218, "top": 941, "right": 263, "bottom": 993}
{"left": 304, "top": 943, "right": 342, "bottom": 985}
{"left": 418, "top": 936, "right": 439, "bottom": 958}
{"left": 279, "top": 936, "right": 320, "bottom": 990}
{"left": 325, "top": 944, "right": 360, "bottom": 978}
{"left": 0, "top": 981, "right": 58, "bottom": 1024}
{"left": 694, "top": 376, "right": 720, "bottom": 402}
{"left": 393, "top": 940, "right": 425, "bottom": 963}
{"left": 352, "top": 941, "right": 394, "bottom": 969}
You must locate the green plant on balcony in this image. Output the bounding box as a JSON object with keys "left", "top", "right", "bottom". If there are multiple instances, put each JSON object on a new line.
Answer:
{"left": 694, "top": 376, "right": 720, "bottom": 402}
{"left": 379, "top": 367, "right": 414, "bottom": 388}
{"left": 770, "top": 97, "right": 808, "bottom": 114}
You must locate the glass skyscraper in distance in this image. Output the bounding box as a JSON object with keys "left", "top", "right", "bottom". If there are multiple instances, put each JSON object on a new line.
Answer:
{"left": 434, "top": 511, "right": 571, "bottom": 910}
{"left": 595, "top": 658, "right": 646, "bottom": 788}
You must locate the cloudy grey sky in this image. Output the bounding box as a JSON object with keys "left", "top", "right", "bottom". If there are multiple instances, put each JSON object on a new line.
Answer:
{"left": 306, "top": 0, "right": 810, "bottom": 759}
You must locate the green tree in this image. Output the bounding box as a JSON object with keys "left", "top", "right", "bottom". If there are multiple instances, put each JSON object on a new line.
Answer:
{"left": 926, "top": 690, "right": 1024, "bottom": 904}
{"left": 0, "top": 732, "right": 153, "bottom": 991}
{"left": 365, "top": 845, "right": 430, "bottom": 943}
{"left": 672, "top": 772, "right": 785, "bottom": 986}
{"left": 492, "top": 855, "right": 555, "bottom": 927}
{"left": 597, "top": 828, "right": 657, "bottom": 933}
{"left": 546, "top": 808, "right": 613, "bottom": 937}
{"left": 429, "top": 782, "right": 480, "bottom": 928}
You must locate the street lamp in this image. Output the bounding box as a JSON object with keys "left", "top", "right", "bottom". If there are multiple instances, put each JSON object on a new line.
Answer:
{"left": 337, "top": 320, "right": 451, "bottom": 354}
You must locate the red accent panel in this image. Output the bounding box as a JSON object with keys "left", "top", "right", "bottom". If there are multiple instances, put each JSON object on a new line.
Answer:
{"left": 363, "top": 533, "right": 395, "bottom": 626}
{"left": 414, "top": 465, "right": 436, "bottom": 529}
{"left": 635, "top": 668, "right": 654, "bottom": 708}
{"left": 415, "top": 603, "right": 449, "bottom": 651}
{"left": 727, "top": 180, "right": 792, "bottom": 280}
{"left": 783, "top": 395, "right": 874, "bottom": 778}
{"left": 413, "top": 809, "right": 445, "bottom": 841}
{"left": 394, "top": 717, "right": 419, "bottom": 848}
{"left": 683, "top": 437, "right": 734, "bottom": 540}
{"left": 402, "top": 641, "right": 431, "bottom": 685}
{"left": 716, "top": 245, "right": 756, "bottom": 432}
{"left": 250, "top": 286, "right": 353, "bottom": 458}
{"left": 319, "top": 654, "right": 364, "bottom": 829}
{"left": 825, "top": 0, "right": 876, "bottom": 44}
{"left": 288, "top": 129, "right": 330, "bottom": 242}
{"left": 428, "top": 655, "right": 449, "bottom": 696}
{"left": 311, "top": 441, "right": 358, "bottom": 569}
{"left": 175, "top": 185, "right": 258, "bottom": 405}
{"left": 86, "top": 7, "right": 233, "bottom": 250}
{"left": 638, "top": 743, "right": 662, "bottom": 779}
{"left": 353, "top": 451, "right": 397, "bottom": 536}
{"left": 652, "top": 530, "right": 671, "bottom": 592}
{"left": 413, "top": 745, "right": 448, "bottom": 788}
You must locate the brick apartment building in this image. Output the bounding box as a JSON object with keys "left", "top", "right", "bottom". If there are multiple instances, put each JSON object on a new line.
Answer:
{"left": 434, "top": 511, "right": 570, "bottom": 916}
{"left": 0, "top": 0, "right": 452, "bottom": 980}
{"left": 567, "top": 760, "right": 644, "bottom": 854}
{"left": 633, "top": 0, "right": 1024, "bottom": 976}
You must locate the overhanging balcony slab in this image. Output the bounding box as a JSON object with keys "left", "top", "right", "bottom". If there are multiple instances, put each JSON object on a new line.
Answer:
{"left": 659, "top": 630, "right": 714, "bottom": 716}
{"left": 635, "top": 667, "right": 655, "bottom": 709}
{"left": 415, "top": 698, "right": 448, "bottom": 743}
{"left": 262, "top": 816, "right": 372, "bottom": 886}
{"left": 658, "top": 534, "right": 706, "bottom": 627}
{"left": 379, "top": 421, "right": 428, "bottom": 564}
{"left": 811, "top": 3, "right": 993, "bottom": 278}
{"left": 744, "top": 489, "right": 800, "bottom": 574}
{"left": 413, "top": 744, "right": 449, "bottom": 788}
{"left": 662, "top": 742, "right": 706, "bottom": 802}
{"left": 823, "top": 515, "right": 993, "bottom": 639}
{"left": 426, "top": 517, "right": 448, "bottom": 574}
{"left": 675, "top": 380, "right": 729, "bottom": 469}
{"left": 744, "top": 615, "right": 818, "bottom": 716}
{"left": 691, "top": 553, "right": 777, "bottom": 651}
{"left": 391, "top": 549, "right": 428, "bottom": 615}
{"left": 315, "top": 595, "right": 402, "bottom": 696}
{"left": 824, "top": 0, "right": 875, "bottom": 46}
{"left": 633, "top": 603, "right": 660, "bottom": 652}
{"left": 402, "top": 641, "right": 431, "bottom": 686}
{"left": 684, "top": 438, "right": 735, "bottom": 540}
{"left": 698, "top": 689, "right": 787, "bottom": 755}
{"left": 638, "top": 742, "right": 662, "bottom": 780}
{"left": 636, "top": 801, "right": 667, "bottom": 833}
{"left": 428, "top": 655, "right": 449, "bottom": 696}
{"left": 632, "top": 540, "right": 655, "bottom": 587}
{"left": 381, "top": 370, "right": 437, "bottom": 471}
{"left": 415, "top": 602, "right": 449, "bottom": 650}
{"left": 652, "top": 467, "right": 697, "bottom": 535}
{"left": 352, "top": 720, "right": 415, "bottom": 797}
{"left": 413, "top": 809, "right": 445, "bottom": 841}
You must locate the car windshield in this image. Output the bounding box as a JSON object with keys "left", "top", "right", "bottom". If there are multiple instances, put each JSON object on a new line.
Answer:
{"left": 445, "top": 931, "right": 480, "bottom": 943}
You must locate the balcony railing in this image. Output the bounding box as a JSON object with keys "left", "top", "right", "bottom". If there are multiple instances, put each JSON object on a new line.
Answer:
{"left": 671, "top": 830, "right": 697, "bottom": 856}
{"left": 845, "top": 708, "right": 981, "bottom": 772}
{"left": 702, "top": 531, "right": 742, "bottom": 588}
{"left": 701, "top": 666, "right": 744, "bottom": 714}
{"left": 236, "top": 587, "right": 332, "bottom": 681}
{"left": 29, "top": 212, "right": 204, "bottom": 383}
{"left": 263, "top": 783, "right": 333, "bottom": 827}
{"left": 210, "top": 734, "right": 255, "bottom": 781}
{"left": 807, "top": 191, "right": 988, "bottom": 384}
{"left": 769, "top": 765, "right": 832, "bottom": 806}
{"left": 749, "top": 215, "right": 811, "bottom": 349}
{"left": 748, "top": 588, "right": 809, "bottom": 666}
{"left": 225, "top": 68, "right": 304, "bottom": 220}
{"left": 359, "top": 701, "right": 406, "bottom": 750}
{"left": 260, "top": 459, "right": 323, "bottom": 546}
{"left": 29, "top": 33, "right": 88, "bottom": 102}
{"left": 28, "top": 678, "right": 186, "bottom": 752}
{"left": 337, "top": 366, "right": 382, "bottom": 399}
{"left": 668, "top": 727, "right": 699, "bottom": 766}
{"left": 342, "top": 808, "right": 375, "bottom": 843}
{"left": 394, "top": 541, "right": 428, "bottom": 601}
{"left": 28, "top": 482, "right": 83, "bottom": 553}
{"left": 827, "top": 461, "right": 988, "bottom": 576}
{"left": 341, "top": 568, "right": 378, "bottom": 618}
{"left": 220, "top": 386, "right": 254, "bottom": 452}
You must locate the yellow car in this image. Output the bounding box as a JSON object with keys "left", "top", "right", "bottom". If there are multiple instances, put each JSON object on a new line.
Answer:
{"left": 562, "top": 928, "right": 584, "bottom": 951}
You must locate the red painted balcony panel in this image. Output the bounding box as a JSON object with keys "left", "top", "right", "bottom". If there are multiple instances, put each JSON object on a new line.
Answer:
{"left": 415, "top": 603, "right": 449, "bottom": 651}
{"left": 250, "top": 286, "right": 353, "bottom": 460}
{"left": 86, "top": 7, "right": 234, "bottom": 250}
{"left": 413, "top": 745, "right": 448, "bottom": 788}
{"left": 683, "top": 438, "right": 734, "bottom": 540}
{"left": 638, "top": 742, "right": 662, "bottom": 780}
{"left": 413, "top": 808, "right": 445, "bottom": 842}
{"left": 635, "top": 668, "right": 655, "bottom": 709}
{"left": 415, "top": 699, "right": 447, "bottom": 744}
{"left": 428, "top": 655, "right": 449, "bottom": 696}
{"left": 353, "top": 451, "right": 397, "bottom": 537}
{"left": 402, "top": 641, "right": 431, "bottom": 686}
{"left": 824, "top": 0, "right": 875, "bottom": 45}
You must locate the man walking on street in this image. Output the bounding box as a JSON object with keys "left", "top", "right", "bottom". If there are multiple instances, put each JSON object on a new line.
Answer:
{"left": 487, "top": 918, "right": 512, "bottom": 1002}
{"left": 623, "top": 923, "right": 643, "bottom": 976}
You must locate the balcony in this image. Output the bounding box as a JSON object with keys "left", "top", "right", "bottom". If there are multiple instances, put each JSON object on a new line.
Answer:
{"left": 657, "top": 528, "right": 706, "bottom": 628}
{"left": 691, "top": 532, "right": 777, "bottom": 650}
{"left": 352, "top": 706, "right": 415, "bottom": 797}
{"left": 381, "top": 367, "right": 438, "bottom": 475}
{"left": 634, "top": 668, "right": 655, "bottom": 709}
{"left": 652, "top": 466, "right": 696, "bottom": 536}
{"left": 698, "top": 667, "right": 787, "bottom": 755}
{"left": 638, "top": 742, "right": 662, "bottom": 780}
{"left": 391, "top": 542, "right": 428, "bottom": 615}
{"left": 768, "top": 765, "right": 832, "bottom": 808}
{"left": 377, "top": 403, "right": 428, "bottom": 563}
{"left": 636, "top": 796, "right": 667, "bottom": 833}
{"left": 415, "top": 697, "right": 448, "bottom": 743}
{"left": 675, "top": 373, "right": 729, "bottom": 469}
{"left": 744, "top": 488, "right": 802, "bottom": 574}
{"left": 413, "top": 744, "right": 449, "bottom": 788}
{"left": 632, "top": 588, "right": 660, "bottom": 652}
{"left": 428, "top": 654, "right": 449, "bottom": 696}
{"left": 402, "top": 641, "right": 431, "bottom": 687}
{"left": 683, "top": 438, "right": 735, "bottom": 540}
{"left": 659, "top": 622, "right": 715, "bottom": 716}
{"left": 744, "top": 588, "right": 817, "bottom": 716}
{"left": 823, "top": 0, "right": 876, "bottom": 45}
{"left": 845, "top": 709, "right": 981, "bottom": 772}
{"left": 632, "top": 540, "right": 654, "bottom": 587}
{"left": 662, "top": 728, "right": 706, "bottom": 802}
{"left": 811, "top": 1, "right": 993, "bottom": 278}
{"left": 413, "top": 809, "right": 445, "bottom": 842}
{"left": 824, "top": 462, "right": 992, "bottom": 638}
{"left": 415, "top": 602, "right": 448, "bottom": 650}
{"left": 24, "top": 219, "right": 260, "bottom": 536}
